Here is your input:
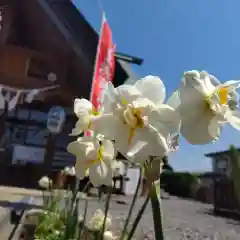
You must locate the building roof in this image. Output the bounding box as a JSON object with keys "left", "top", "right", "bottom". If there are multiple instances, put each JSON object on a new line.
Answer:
{"left": 40, "top": 0, "right": 138, "bottom": 87}
{"left": 205, "top": 148, "right": 240, "bottom": 157}
{"left": 4, "top": 0, "right": 140, "bottom": 102}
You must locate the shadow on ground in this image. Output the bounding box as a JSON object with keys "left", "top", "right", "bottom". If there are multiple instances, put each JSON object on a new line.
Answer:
{"left": 197, "top": 208, "right": 240, "bottom": 225}
{"left": 0, "top": 200, "right": 41, "bottom": 211}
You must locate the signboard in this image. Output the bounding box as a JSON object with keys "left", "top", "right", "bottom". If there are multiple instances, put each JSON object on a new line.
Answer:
{"left": 12, "top": 145, "right": 46, "bottom": 164}
{"left": 124, "top": 168, "right": 141, "bottom": 195}
{"left": 47, "top": 106, "right": 66, "bottom": 134}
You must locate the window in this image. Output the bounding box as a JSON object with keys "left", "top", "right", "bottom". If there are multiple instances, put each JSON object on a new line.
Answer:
{"left": 26, "top": 126, "right": 49, "bottom": 146}
{"left": 12, "top": 125, "right": 27, "bottom": 144}
{"left": 215, "top": 156, "right": 229, "bottom": 175}
{"left": 0, "top": 123, "right": 12, "bottom": 148}
{"left": 30, "top": 111, "right": 47, "bottom": 123}
{"left": 17, "top": 110, "right": 30, "bottom": 120}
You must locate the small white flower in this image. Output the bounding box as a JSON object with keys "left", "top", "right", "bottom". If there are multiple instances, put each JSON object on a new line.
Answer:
{"left": 67, "top": 137, "right": 115, "bottom": 186}
{"left": 38, "top": 176, "right": 52, "bottom": 189}
{"left": 92, "top": 76, "right": 181, "bottom": 162}
{"left": 168, "top": 70, "right": 240, "bottom": 144}
{"left": 103, "top": 231, "right": 116, "bottom": 240}
{"left": 63, "top": 166, "right": 76, "bottom": 176}
{"left": 88, "top": 209, "right": 111, "bottom": 231}
{"left": 70, "top": 98, "right": 99, "bottom": 136}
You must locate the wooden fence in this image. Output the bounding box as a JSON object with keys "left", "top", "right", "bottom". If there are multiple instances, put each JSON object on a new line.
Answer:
{"left": 214, "top": 177, "right": 240, "bottom": 215}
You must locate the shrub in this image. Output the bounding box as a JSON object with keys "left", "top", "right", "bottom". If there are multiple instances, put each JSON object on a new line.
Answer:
{"left": 161, "top": 172, "right": 199, "bottom": 198}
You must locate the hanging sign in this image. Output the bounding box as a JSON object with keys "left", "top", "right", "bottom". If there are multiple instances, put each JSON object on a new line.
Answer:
{"left": 47, "top": 106, "right": 66, "bottom": 134}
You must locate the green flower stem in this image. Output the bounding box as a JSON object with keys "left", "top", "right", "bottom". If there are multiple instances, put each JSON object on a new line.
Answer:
{"left": 100, "top": 187, "right": 112, "bottom": 240}
{"left": 78, "top": 199, "right": 88, "bottom": 239}
{"left": 126, "top": 196, "right": 150, "bottom": 240}
{"left": 120, "top": 167, "right": 142, "bottom": 240}
{"left": 145, "top": 157, "right": 164, "bottom": 240}
{"left": 71, "top": 178, "right": 80, "bottom": 212}
{"left": 148, "top": 181, "right": 164, "bottom": 240}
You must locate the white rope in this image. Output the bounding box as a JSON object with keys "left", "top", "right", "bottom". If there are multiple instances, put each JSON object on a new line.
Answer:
{"left": 1, "top": 84, "right": 60, "bottom": 93}
{"left": 97, "top": 0, "right": 105, "bottom": 15}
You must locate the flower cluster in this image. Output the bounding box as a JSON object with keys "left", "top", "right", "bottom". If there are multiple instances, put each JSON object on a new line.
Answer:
{"left": 68, "top": 71, "right": 240, "bottom": 186}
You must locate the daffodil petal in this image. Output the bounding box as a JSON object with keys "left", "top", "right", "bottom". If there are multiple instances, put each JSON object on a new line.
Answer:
{"left": 151, "top": 104, "right": 181, "bottom": 134}
{"left": 75, "top": 157, "right": 91, "bottom": 180}
{"left": 115, "top": 84, "right": 141, "bottom": 105}
{"left": 167, "top": 90, "right": 181, "bottom": 109}
{"left": 134, "top": 75, "right": 166, "bottom": 104}
{"left": 70, "top": 118, "right": 90, "bottom": 136}
{"left": 101, "top": 140, "right": 115, "bottom": 163}
{"left": 222, "top": 80, "right": 240, "bottom": 90}
{"left": 67, "top": 141, "right": 84, "bottom": 156}
{"left": 103, "top": 82, "right": 117, "bottom": 113}
{"left": 225, "top": 109, "right": 240, "bottom": 130}
{"left": 91, "top": 114, "right": 120, "bottom": 140}
{"left": 121, "top": 124, "right": 169, "bottom": 161}
{"left": 178, "top": 81, "right": 207, "bottom": 120}
{"left": 181, "top": 112, "right": 222, "bottom": 145}
{"left": 184, "top": 70, "right": 212, "bottom": 95}
{"left": 74, "top": 98, "right": 92, "bottom": 116}
{"left": 89, "top": 162, "right": 111, "bottom": 187}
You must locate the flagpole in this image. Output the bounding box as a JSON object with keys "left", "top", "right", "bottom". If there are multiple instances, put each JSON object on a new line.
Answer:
{"left": 90, "top": 12, "right": 106, "bottom": 106}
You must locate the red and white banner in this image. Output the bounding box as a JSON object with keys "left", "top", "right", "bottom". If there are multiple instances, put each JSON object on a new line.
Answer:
{"left": 90, "top": 13, "right": 116, "bottom": 112}
{"left": 86, "top": 14, "right": 115, "bottom": 137}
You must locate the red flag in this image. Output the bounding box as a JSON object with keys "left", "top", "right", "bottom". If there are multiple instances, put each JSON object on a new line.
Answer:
{"left": 90, "top": 13, "right": 115, "bottom": 112}
{"left": 86, "top": 14, "right": 115, "bottom": 137}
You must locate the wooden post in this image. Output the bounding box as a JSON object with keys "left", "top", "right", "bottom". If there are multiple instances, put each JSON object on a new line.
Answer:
{"left": 0, "top": 101, "right": 8, "bottom": 184}
{"left": 43, "top": 133, "right": 56, "bottom": 177}
{"left": 43, "top": 106, "right": 66, "bottom": 178}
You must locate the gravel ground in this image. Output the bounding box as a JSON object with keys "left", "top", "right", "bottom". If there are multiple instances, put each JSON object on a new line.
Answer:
{"left": 2, "top": 189, "right": 239, "bottom": 240}
{"left": 78, "top": 196, "right": 240, "bottom": 240}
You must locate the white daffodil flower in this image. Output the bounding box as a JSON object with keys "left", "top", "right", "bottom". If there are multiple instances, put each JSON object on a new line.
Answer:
{"left": 63, "top": 166, "right": 76, "bottom": 177}
{"left": 38, "top": 176, "right": 52, "bottom": 189}
{"left": 103, "top": 231, "right": 116, "bottom": 240}
{"left": 167, "top": 70, "right": 240, "bottom": 145}
{"left": 92, "top": 76, "right": 181, "bottom": 162}
{"left": 70, "top": 98, "right": 99, "bottom": 136}
{"left": 67, "top": 137, "right": 115, "bottom": 186}
{"left": 87, "top": 209, "right": 112, "bottom": 231}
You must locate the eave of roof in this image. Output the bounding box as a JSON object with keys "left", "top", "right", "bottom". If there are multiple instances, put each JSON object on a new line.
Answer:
{"left": 41, "top": 0, "right": 138, "bottom": 87}
{"left": 205, "top": 148, "right": 240, "bottom": 157}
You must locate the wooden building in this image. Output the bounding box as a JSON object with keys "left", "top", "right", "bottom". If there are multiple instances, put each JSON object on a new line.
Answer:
{"left": 0, "top": 0, "right": 141, "bottom": 189}
{"left": 205, "top": 149, "right": 240, "bottom": 217}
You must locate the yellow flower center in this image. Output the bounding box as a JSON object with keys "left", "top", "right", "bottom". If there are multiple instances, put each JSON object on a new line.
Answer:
{"left": 204, "top": 86, "right": 229, "bottom": 113}
{"left": 123, "top": 106, "right": 145, "bottom": 145}
{"left": 85, "top": 146, "right": 104, "bottom": 175}
{"left": 120, "top": 97, "right": 145, "bottom": 145}
{"left": 91, "top": 108, "right": 100, "bottom": 116}
{"left": 86, "top": 108, "right": 100, "bottom": 131}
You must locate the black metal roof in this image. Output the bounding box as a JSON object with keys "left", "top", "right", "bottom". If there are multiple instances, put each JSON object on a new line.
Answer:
{"left": 44, "top": 0, "right": 139, "bottom": 87}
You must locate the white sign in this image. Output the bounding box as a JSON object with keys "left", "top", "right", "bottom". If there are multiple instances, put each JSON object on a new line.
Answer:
{"left": 124, "top": 168, "right": 141, "bottom": 195}
{"left": 47, "top": 106, "right": 66, "bottom": 134}
{"left": 12, "top": 145, "right": 46, "bottom": 164}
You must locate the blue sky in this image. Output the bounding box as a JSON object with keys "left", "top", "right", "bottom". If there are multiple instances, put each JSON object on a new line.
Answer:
{"left": 73, "top": 0, "right": 240, "bottom": 171}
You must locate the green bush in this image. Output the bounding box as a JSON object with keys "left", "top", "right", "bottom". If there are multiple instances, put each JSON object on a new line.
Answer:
{"left": 160, "top": 172, "right": 199, "bottom": 198}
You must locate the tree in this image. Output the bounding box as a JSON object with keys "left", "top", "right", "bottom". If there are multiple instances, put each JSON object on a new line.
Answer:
{"left": 229, "top": 145, "right": 240, "bottom": 204}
